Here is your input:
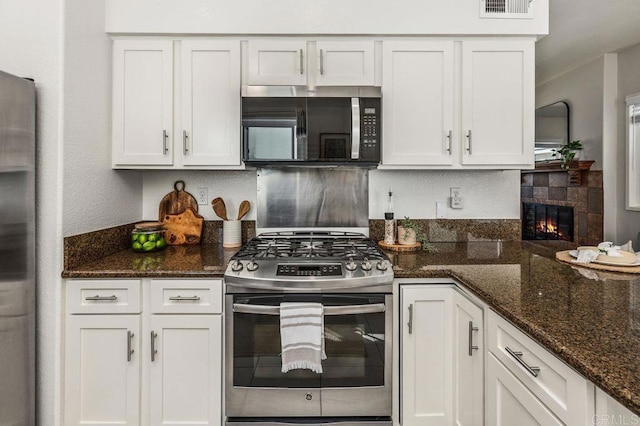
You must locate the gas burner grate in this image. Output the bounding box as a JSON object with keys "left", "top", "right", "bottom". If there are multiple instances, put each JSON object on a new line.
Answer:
{"left": 232, "top": 232, "right": 387, "bottom": 261}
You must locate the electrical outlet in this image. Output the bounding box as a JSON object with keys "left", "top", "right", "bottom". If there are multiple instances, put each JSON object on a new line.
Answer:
{"left": 450, "top": 187, "right": 463, "bottom": 209}
{"left": 436, "top": 202, "right": 447, "bottom": 218}
{"left": 196, "top": 188, "right": 208, "bottom": 205}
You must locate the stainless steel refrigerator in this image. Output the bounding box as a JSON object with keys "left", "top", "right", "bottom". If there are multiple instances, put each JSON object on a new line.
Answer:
{"left": 0, "top": 70, "right": 36, "bottom": 425}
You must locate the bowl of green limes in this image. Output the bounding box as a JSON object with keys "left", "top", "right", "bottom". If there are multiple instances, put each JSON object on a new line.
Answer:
{"left": 132, "top": 222, "right": 167, "bottom": 253}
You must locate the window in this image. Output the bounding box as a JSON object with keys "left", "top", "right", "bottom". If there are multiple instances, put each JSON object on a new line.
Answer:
{"left": 626, "top": 93, "right": 640, "bottom": 210}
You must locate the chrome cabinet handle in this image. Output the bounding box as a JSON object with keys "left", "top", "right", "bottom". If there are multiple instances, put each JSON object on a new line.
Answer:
{"left": 465, "top": 130, "right": 472, "bottom": 154}
{"left": 85, "top": 295, "right": 117, "bottom": 301}
{"left": 320, "top": 49, "right": 324, "bottom": 75}
{"left": 446, "top": 130, "right": 452, "bottom": 154}
{"left": 169, "top": 295, "right": 201, "bottom": 301}
{"left": 150, "top": 331, "right": 158, "bottom": 362}
{"left": 183, "top": 130, "right": 189, "bottom": 155}
{"left": 299, "top": 49, "right": 304, "bottom": 75}
{"left": 505, "top": 346, "right": 540, "bottom": 377}
{"left": 407, "top": 303, "right": 413, "bottom": 334}
{"left": 127, "top": 330, "right": 134, "bottom": 362}
{"left": 163, "top": 130, "right": 169, "bottom": 154}
{"left": 468, "top": 321, "right": 479, "bottom": 356}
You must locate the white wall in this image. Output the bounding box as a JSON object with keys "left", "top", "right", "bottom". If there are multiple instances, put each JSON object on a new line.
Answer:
{"left": 616, "top": 43, "right": 640, "bottom": 244}
{"left": 105, "top": 0, "right": 548, "bottom": 35}
{"left": 141, "top": 169, "right": 520, "bottom": 221}
{"left": 536, "top": 56, "right": 605, "bottom": 170}
{"left": 0, "top": 0, "right": 62, "bottom": 424}
{"left": 62, "top": 0, "right": 142, "bottom": 236}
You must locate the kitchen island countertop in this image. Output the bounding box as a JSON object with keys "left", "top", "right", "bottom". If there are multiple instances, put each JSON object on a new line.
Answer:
{"left": 62, "top": 240, "right": 640, "bottom": 415}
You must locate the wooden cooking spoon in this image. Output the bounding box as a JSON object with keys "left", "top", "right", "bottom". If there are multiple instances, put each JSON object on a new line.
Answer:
{"left": 211, "top": 197, "right": 228, "bottom": 221}
{"left": 237, "top": 200, "right": 251, "bottom": 220}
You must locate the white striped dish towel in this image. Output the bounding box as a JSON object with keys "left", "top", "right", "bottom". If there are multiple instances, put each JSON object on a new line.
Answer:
{"left": 280, "top": 302, "right": 327, "bottom": 373}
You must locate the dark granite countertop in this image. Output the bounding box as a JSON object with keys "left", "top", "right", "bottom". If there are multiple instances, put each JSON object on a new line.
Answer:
{"left": 61, "top": 240, "right": 640, "bottom": 415}
{"left": 61, "top": 244, "right": 234, "bottom": 278}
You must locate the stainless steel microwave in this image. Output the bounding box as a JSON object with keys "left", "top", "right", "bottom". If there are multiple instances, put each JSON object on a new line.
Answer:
{"left": 242, "top": 87, "right": 381, "bottom": 166}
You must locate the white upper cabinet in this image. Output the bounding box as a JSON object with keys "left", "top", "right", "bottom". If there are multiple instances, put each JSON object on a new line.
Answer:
{"left": 315, "top": 41, "right": 375, "bottom": 86}
{"left": 112, "top": 40, "right": 174, "bottom": 166}
{"left": 382, "top": 41, "right": 455, "bottom": 166}
{"left": 180, "top": 40, "right": 241, "bottom": 166}
{"left": 246, "top": 40, "right": 377, "bottom": 87}
{"left": 461, "top": 40, "right": 534, "bottom": 166}
{"left": 381, "top": 38, "right": 535, "bottom": 169}
{"left": 112, "top": 39, "right": 242, "bottom": 169}
{"left": 247, "top": 40, "right": 308, "bottom": 86}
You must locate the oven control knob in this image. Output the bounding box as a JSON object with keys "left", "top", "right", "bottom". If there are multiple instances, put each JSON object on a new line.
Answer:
{"left": 361, "top": 258, "right": 372, "bottom": 271}
{"left": 231, "top": 260, "right": 244, "bottom": 272}
{"left": 345, "top": 258, "right": 357, "bottom": 272}
{"left": 247, "top": 261, "right": 259, "bottom": 272}
{"left": 305, "top": 393, "right": 313, "bottom": 401}
{"left": 376, "top": 261, "right": 388, "bottom": 271}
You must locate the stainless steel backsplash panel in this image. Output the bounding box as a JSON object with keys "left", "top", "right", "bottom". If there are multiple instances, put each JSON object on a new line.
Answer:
{"left": 257, "top": 168, "right": 369, "bottom": 229}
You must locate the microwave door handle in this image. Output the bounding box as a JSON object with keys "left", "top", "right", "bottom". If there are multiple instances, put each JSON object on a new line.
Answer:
{"left": 351, "top": 98, "right": 360, "bottom": 160}
{"left": 233, "top": 303, "right": 385, "bottom": 316}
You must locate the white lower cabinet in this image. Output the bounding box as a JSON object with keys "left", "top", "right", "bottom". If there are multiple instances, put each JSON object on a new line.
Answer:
{"left": 148, "top": 315, "right": 222, "bottom": 425}
{"left": 64, "top": 279, "right": 223, "bottom": 426}
{"left": 400, "top": 284, "right": 483, "bottom": 426}
{"left": 65, "top": 315, "right": 141, "bottom": 426}
{"left": 486, "top": 310, "right": 594, "bottom": 426}
{"left": 486, "top": 353, "right": 562, "bottom": 426}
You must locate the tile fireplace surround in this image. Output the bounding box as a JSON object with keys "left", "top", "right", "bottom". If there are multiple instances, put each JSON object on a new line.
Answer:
{"left": 521, "top": 170, "right": 603, "bottom": 246}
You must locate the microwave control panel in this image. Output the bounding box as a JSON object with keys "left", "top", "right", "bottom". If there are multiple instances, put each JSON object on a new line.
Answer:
{"left": 360, "top": 99, "right": 380, "bottom": 161}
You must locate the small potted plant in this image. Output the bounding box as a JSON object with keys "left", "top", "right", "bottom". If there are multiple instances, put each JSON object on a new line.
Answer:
{"left": 398, "top": 217, "right": 438, "bottom": 252}
{"left": 552, "top": 140, "right": 583, "bottom": 170}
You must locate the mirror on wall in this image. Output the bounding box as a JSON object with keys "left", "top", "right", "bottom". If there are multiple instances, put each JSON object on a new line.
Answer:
{"left": 535, "top": 101, "right": 570, "bottom": 162}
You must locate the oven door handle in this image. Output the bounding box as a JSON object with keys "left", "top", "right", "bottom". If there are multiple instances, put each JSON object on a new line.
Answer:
{"left": 232, "top": 303, "right": 386, "bottom": 316}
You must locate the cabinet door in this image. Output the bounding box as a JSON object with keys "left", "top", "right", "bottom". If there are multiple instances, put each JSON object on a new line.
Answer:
{"left": 65, "top": 315, "right": 140, "bottom": 426}
{"left": 180, "top": 40, "right": 241, "bottom": 166}
{"left": 148, "top": 315, "right": 222, "bottom": 425}
{"left": 453, "top": 291, "right": 484, "bottom": 426}
{"left": 400, "top": 285, "right": 453, "bottom": 426}
{"left": 486, "top": 353, "right": 563, "bottom": 426}
{"left": 247, "top": 40, "right": 307, "bottom": 85}
{"left": 382, "top": 41, "right": 455, "bottom": 166}
{"left": 461, "top": 40, "right": 534, "bottom": 166}
{"left": 112, "top": 40, "right": 174, "bottom": 166}
{"left": 315, "top": 41, "right": 375, "bottom": 86}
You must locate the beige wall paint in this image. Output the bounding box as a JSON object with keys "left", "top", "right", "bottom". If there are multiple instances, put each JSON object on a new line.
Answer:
{"left": 536, "top": 56, "right": 605, "bottom": 170}
{"left": 616, "top": 43, "right": 640, "bottom": 244}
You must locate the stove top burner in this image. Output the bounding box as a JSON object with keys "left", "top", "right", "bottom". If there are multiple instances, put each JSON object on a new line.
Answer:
{"left": 232, "top": 231, "right": 386, "bottom": 261}
{"left": 225, "top": 231, "right": 394, "bottom": 293}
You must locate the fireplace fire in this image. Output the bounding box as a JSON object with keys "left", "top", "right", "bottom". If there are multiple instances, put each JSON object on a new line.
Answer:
{"left": 522, "top": 203, "right": 574, "bottom": 241}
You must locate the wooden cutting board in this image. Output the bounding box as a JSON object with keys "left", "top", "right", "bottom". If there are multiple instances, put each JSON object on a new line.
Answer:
{"left": 158, "top": 180, "right": 199, "bottom": 222}
{"left": 162, "top": 207, "right": 204, "bottom": 245}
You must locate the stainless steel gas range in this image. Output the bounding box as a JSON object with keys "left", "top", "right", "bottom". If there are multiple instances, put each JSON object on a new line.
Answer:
{"left": 224, "top": 231, "right": 393, "bottom": 426}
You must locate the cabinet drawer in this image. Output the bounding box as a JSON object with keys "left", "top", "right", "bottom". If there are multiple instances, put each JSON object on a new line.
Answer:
{"left": 149, "top": 279, "right": 222, "bottom": 314}
{"left": 488, "top": 310, "right": 593, "bottom": 424}
{"left": 67, "top": 279, "right": 141, "bottom": 314}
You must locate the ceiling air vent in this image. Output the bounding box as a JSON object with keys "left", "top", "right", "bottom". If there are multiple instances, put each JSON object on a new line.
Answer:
{"left": 481, "top": 0, "right": 533, "bottom": 18}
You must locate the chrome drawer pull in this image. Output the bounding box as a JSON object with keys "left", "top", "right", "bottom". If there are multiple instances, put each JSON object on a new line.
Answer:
{"left": 127, "top": 330, "right": 134, "bottom": 362}
{"left": 183, "top": 130, "right": 189, "bottom": 155}
{"left": 169, "top": 295, "right": 201, "bottom": 301}
{"left": 506, "top": 346, "right": 540, "bottom": 377}
{"left": 465, "top": 130, "right": 472, "bottom": 154}
{"left": 162, "top": 130, "right": 169, "bottom": 154}
{"left": 468, "top": 321, "right": 479, "bottom": 356}
{"left": 85, "top": 295, "right": 118, "bottom": 301}
{"left": 446, "top": 130, "right": 452, "bottom": 154}
{"left": 299, "top": 49, "right": 304, "bottom": 75}
{"left": 232, "top": 303, "right": 385, "bottom": 316}
{"left": 407, "top": 303, "right": 413, "bottom": 334}
{"left": 150, "top": 331, "right": 158, "bottom": 362}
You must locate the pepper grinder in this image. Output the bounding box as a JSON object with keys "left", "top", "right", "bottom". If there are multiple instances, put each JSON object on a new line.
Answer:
{"left": 384, "top": 188, "right": 396, "bottom": 245}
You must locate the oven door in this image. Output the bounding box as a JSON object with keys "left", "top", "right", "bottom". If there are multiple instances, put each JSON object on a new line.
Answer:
{"left": 225, "top": 293, "right": 392, "bottom": 418}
